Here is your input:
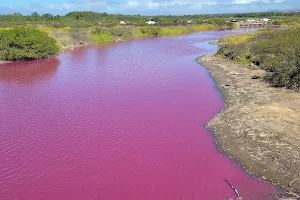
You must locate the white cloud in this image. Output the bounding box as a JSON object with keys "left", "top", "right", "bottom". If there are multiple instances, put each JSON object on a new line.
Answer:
{"left": 125, "top": 1, "right": 139, "bottom": 8}
{"left": 62, "top": 3, "right": 73, "bottom": 10}
{"left": 231, "top": 0, "right": 285, "bottom": 3}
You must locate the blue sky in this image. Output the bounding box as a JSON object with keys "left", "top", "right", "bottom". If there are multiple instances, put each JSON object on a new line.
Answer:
{"left": 0, "top": 0, "right": 299, "bottom": 15}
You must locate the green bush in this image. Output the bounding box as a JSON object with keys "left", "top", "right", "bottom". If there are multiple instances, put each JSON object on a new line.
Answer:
{"left": 273, "top": 21, "right": 281, "bottom": 25}
{"left": 137, "top": 26, "right": 160, "bottom": 37}
{"left": 109, "top": 26, "right": 134, "bottom": 39}
{"left": 91, "top": 30, "right": 115, "bottom": 43}
{"left": 68, "top": 29, "right": 91, "bottom": 44}
{"left": 0, "top": 27, "right": 60, "bottom": 61}
{"left": 218, "top": 28, "right": 300, "bottom": 91}
{"left": 158, "top": 27, "right": 188, "bottom": 36}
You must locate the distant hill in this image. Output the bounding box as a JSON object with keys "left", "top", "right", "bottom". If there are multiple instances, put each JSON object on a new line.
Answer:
{"left": 268, "top": 9, "right": 300, "bottom": 13}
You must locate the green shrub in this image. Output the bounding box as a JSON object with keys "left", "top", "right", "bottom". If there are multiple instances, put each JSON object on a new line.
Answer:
{"left": 218, "top": 28, "right": 300, "bottom": 91}
{"left": 121, "top": 31, "right": 134, "bottom": 40}
{"left": 109, "top": 26, "right": 134, "bottom": 39}
{"left": 159, "top": 27, "right": 186, "bottom": 36}
{"left": 0, "top": 27, "right": 60, "bottom": 61}
{"left": 91, "top": 31, "right": 114, "bottom": 43}
{"left": 193, "top": 24, "right": 215, "bottom": 31}
{"left": 68, "top": 29, "right": 91, "bottom": 44}
{"left": 137, "top": 26, "right": 160, "bottom": 37}
{"left": 273, "top": 21, "right": 281, "bottom": 25}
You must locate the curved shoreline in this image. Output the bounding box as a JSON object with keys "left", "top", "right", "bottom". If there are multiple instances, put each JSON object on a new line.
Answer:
{"left": 197, "top": 54, "right": 300, "bottom": 198}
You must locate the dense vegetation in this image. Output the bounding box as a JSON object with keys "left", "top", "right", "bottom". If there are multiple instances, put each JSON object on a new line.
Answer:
{"left": 0, "top": 28, "right": 59, "bottom": 61}
{"left": 0, "top": 12, "right": 219, "bottom": 61}
{"left": 0, "top": 11, "right": 239, "bottom": 28}
{"left": 46, "top": 24, "right": 216, "bottom": 46}
{"left": 217, "top": 28, "right": 300, "bottom": 91}
{"left": 0, "top": 11, "right": 299, "bottom": 62}
{"left": 1, "top": 11, "right": 300, "bottom": 29}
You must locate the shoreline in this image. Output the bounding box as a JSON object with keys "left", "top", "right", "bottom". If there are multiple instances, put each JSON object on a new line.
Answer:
{"left": 197, "top": 54, "right": 300, "bottom": 198}
{"left": 0, "top": 43, "right": 92, "bottom": 65}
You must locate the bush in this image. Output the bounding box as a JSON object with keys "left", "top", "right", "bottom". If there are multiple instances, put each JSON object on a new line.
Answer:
{"left": 91, "top": 30, "right": 114, "bottom": 43}
{"left": 192, "top": 24, "right": 215, "bottom": 31}
{"left": 68, "top": 29, "right": 91, "bottom": 44}
{"left": 137, "top": 26, "right": 160, "bottom": 37}
{"left": 218, "top": 28, "right": 300, "bottom": 91}
{"left": 109, "top": 26, "right": 133, "bottom": 39}
{"left": 159, "top": 27, "right": 182, "bottom": 36}
{"left": 0, "top": 27, "right": 60, "bottom": 61}
{"left": 273, "top": 21, "right": 281, "bottom": 25}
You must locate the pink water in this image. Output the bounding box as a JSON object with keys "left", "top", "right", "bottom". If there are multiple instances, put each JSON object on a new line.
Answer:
{"left": 0, "top": 31, "right": 276, "bottom": 200}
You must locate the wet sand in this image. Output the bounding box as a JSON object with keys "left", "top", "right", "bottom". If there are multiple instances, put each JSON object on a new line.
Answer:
{"left": 198, "top": 54, "right": 300, "bottom": 197}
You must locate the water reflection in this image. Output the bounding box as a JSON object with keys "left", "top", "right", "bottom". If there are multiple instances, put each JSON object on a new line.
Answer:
{"left": 0, "top": 58, "right": 60, "bottom": 84}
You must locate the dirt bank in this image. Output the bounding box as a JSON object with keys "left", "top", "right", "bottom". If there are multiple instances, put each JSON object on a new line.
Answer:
{"left": 197, "top": 54, "right": 300, "bottom": 197}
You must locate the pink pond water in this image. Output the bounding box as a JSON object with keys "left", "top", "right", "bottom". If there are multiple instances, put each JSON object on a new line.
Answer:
{"left": 0, "top": 31, "right": 276, "bottom": 200}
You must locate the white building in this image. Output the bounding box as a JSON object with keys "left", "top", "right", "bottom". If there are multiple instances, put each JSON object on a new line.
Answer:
{"left": 187, "top": 20, "right": 193, "bottom": 24}
{"left": 261, "top": 18, "right": 271, "bottom": 22}
{"left": 246, "top": 19, "right": 256, "bottom": 23}
{"left": 120, "top": 21, "right": 128, "bottom": 25}
{"left": 146, "top": 21, "right": 157, "bottom": 25}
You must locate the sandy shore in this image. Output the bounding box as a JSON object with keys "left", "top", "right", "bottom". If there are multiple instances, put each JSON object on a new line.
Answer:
{"left": 197, "top": 54, "right": 300, "bottom": 197}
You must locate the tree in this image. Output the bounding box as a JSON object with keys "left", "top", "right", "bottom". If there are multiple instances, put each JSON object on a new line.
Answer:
{"left": 31, "top": 12, "right": 40, "bottom": 17}
{"left": 53, "top": 15, "right": 61, "bottom": 21}
{"left": 31, "top": 12, "right": 40, "bottom": 21}
{"left": 42, "top": 13, "right": 54, "bottom": 21}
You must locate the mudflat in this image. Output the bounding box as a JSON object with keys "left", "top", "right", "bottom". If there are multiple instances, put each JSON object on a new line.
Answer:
{"left": 198, "top": 54, "right": 300, "bottom": 197}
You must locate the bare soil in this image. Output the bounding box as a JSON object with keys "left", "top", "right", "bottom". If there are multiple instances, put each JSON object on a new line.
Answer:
{"left": 197, "top": 54, "right": 300, "bottom": 198}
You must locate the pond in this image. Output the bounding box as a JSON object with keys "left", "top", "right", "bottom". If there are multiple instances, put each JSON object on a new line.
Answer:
{"left": 0, "top": 30, "right": 276, "bottom": 200}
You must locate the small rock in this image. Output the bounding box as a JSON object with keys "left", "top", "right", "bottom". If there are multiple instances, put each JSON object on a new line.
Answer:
{"left": 251, "top": 75, "right": 260, "bottom": 79}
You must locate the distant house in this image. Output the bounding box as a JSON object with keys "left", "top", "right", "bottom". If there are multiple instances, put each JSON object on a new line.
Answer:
{"left": 246, "top": 19, "right": 256, "bottom": 23}
{"left": 203, "top": 19, "right": 208, "bottom": 23}
{"left": 120, "top": 21, "right": 128, "bottom": 25}
{"left": 187, "top": 20, "right": 193, "bottom": 24}
{"left": 261, "top": 18, "right": 271, "bottom": 22}
{"left": 231, "top": 19, "right": 239, "bottom": 22}
{"left": 146, "top": 20, "right": 157, "bottom": 25}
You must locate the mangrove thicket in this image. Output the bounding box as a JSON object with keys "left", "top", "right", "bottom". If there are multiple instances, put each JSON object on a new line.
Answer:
{"left": 0, "top": 27, "right": 60, "bottom": 61}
